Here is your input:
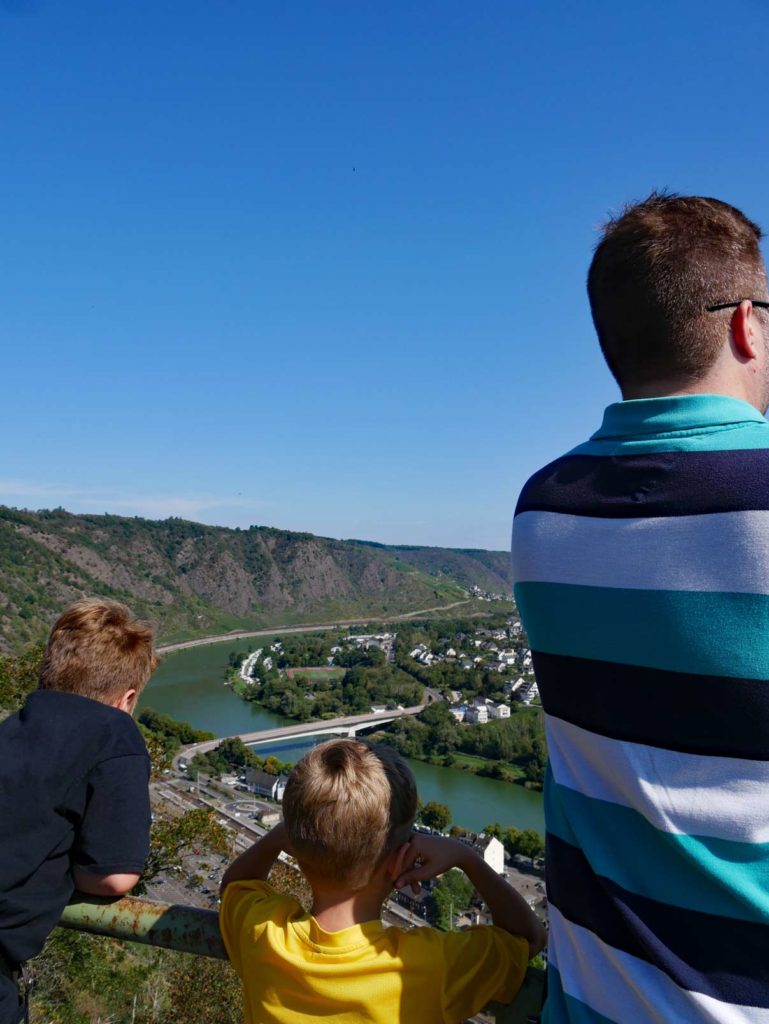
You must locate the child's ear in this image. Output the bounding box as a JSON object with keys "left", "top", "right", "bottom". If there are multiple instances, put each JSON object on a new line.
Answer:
{"left": 112, "top": 689, "right": 138, "bottom": 714}
{"left": 386, "top": 841, "right": 412, "bottom": 882}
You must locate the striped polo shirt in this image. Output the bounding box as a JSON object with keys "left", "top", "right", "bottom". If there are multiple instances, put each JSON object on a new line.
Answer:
{"left": 512, "top": 394, "right": 769, "bottom": 1024}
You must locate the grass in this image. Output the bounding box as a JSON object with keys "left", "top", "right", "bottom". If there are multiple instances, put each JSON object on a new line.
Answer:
{"left": 286, "top": 667, "right": 346, "bottom": 683}
{"left": 450, "top": 750, "right": 527, "bottom": 783}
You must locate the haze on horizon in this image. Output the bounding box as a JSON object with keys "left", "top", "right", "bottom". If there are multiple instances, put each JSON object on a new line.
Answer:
{"left": 3, "top": 0, "right": 769, "bottom": 551}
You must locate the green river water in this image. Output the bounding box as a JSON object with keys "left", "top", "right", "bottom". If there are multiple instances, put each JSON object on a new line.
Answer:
{"left": 139, "top": 638, "right": 545, "bottom": 836}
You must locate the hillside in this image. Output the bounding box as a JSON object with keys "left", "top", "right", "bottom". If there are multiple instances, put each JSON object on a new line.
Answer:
{"left": 0, "top": 506, "right": 512, "bottom": 654}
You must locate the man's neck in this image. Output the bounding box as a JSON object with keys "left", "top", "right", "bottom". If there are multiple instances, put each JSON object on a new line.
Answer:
{"left": 622, "top": 375, "right": 765, "bottom": 413}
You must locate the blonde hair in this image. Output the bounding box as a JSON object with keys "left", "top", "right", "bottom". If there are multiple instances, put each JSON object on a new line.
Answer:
{"left": 39, "top": 598, "right": 159, "bottom": 703}
{"left": 282, "top": 738, "right": 417, "bottom": 890}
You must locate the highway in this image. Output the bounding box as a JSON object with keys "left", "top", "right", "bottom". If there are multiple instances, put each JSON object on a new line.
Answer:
{"left": 156, "top": 601, "right": 471, "bottom": 655}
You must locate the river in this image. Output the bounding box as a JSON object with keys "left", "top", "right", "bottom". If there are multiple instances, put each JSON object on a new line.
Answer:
{"left": 139, "top": 638, "right": 545, "bottom": 836}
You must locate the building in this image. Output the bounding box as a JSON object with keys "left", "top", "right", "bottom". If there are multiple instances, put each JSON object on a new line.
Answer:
{"left": 475, "top": 834, "right": 505, "bottom": 874}
{"left": 246, "top": 768, "right": 288, "bottom": 801}
{"left": 448, "top": 704, "right": 467, "bottom": 722}
{"left": 465, "top": 703, "right": 488, "bottom": 724}
{"left": 487, "top": 701, "right": 511, "bottom": 719}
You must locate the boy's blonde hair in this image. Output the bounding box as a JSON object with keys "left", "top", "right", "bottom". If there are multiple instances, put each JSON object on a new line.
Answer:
{"left": 283, "top": 738, "right": 417, "bottom": 890}
{"left": 39, "top": 598, "right": 159, "bottom": 704}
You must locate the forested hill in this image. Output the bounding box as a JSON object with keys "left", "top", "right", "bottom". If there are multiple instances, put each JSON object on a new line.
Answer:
{"left": 0, "top": 506, "right": 512, "bottom": 654}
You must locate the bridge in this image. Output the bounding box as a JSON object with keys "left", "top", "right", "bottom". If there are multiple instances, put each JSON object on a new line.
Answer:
{"left": 176, "top": 705, "right": 423, "bottom": 767}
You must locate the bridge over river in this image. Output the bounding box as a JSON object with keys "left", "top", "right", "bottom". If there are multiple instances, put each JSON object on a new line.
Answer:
{"left": 176, "top": 705, "right": 423, "bottom": 767}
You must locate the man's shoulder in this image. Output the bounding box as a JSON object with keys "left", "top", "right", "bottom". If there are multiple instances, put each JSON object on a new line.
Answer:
{"left": 515, "top": 444, "right": 769, "bottom": 520}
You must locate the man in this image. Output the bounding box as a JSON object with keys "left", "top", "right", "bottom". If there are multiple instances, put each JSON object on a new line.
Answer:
{"left": 0, "top": 599, "right": 157, "bottom": 1024}
{"left": 512, "top": 194, "right": 769, "bottom": 1022}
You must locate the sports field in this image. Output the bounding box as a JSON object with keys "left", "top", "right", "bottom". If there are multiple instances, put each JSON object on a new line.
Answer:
{"left": 285, "top": 666, "right": 346, "bottom": 683}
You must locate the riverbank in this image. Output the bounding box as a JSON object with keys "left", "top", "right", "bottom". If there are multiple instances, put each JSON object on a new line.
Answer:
{"left": 369, "top": 739, "right": 544, "bottom": 792}
{"left": 140, "top": 637, "right": 545, "bottom": 835}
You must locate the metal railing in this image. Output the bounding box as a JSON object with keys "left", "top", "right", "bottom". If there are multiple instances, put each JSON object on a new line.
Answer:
{"left": 59, "top": 895, "right": 544, "bottom": 1023}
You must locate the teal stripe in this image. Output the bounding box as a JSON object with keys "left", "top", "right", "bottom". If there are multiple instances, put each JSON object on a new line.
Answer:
{"left": 569, "top": 422, "right": 769, "bottom": 457}
{"left": 544, "top": 964, "right": 619, "bottom": 1024}
{"left": 546, "top": 779, "right": 769, "bottom": 926}
{"left": 515, "top": 581, "right": 769, "bottom": 679}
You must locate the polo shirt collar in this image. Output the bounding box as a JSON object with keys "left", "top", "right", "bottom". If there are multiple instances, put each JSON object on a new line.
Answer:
{"left": 592, "top": 394, "right": 767, "bottom": 441}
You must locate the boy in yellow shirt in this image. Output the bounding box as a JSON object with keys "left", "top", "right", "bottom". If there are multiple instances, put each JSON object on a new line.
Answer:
{"left": 220, "top": 738, "right": 546, "bottom": 1023}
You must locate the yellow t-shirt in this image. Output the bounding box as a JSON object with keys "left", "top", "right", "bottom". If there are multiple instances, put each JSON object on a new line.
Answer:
{"left": 220, "top": 880, "right": 529, "bottom": 1024}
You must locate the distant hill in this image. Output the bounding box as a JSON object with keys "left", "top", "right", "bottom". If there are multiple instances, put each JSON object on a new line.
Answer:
{"left": 0, "top": 506, "right": 512, "bottom": 654}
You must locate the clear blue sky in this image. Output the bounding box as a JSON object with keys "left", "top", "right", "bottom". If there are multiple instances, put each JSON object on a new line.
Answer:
{"left": 3, "top": 0, "right": 768, "bottom": 550}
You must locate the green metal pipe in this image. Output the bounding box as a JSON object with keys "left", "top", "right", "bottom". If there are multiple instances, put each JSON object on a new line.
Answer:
{"left": 59, "top": 895, "right": 226, "bottom": 959}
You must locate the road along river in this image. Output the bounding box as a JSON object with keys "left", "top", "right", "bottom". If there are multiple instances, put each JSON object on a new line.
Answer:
{"left": 139, "top": 637, "right": 544, "bottom": 836}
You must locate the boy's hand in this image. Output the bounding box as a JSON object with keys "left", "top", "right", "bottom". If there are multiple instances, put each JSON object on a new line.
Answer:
{"left": 269, "top": 820, "right": 295, "bottom": 857}
{"left": 393, "top": 834, "right": 467, "bottom": 894}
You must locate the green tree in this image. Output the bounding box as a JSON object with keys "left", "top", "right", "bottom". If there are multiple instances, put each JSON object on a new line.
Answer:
{"left": 419, "top": 801, "right": 452, "bottom": 833}
{"left": 0, "top": 643, "right": 42, "bottom": 712}
{"left": 431, "top": 869, "right": 474, "bottom": 930}
{"left": 137, "top": 808, "right": 232, "bottom": 895}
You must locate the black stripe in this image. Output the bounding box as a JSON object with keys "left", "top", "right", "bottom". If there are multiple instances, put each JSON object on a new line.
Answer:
{"left": 515, "top": 450, "right": 769, "bottom": 518}
{"left": 534, "top": 651, "right": 769, "bottom": 760}
{"left": 547, "top": 833, "right": 769, "bottom": 1007}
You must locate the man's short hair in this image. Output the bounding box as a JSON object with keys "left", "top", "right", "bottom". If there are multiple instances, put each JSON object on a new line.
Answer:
{"left": 282, "top": 738, "right": 418, "bottom": 890}
{"left": 587, "top": 192, "right": 768, "bottom": 391}
{"left": 39, "top": 598, "right": 159, "bottom": 703}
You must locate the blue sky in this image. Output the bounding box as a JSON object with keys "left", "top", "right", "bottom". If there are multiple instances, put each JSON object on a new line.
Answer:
{"left": 3, "top": 0, "right": 769, "bottom": 550}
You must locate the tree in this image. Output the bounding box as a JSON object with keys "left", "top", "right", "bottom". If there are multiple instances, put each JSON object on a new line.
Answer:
{"left": 420, "top": 801, "right": 452, "bottom": 833}
{"left": 0, "top": 643, "right": 42, "bottom": 712}
{"left": 504, "top": 826, "right": 544, "bottom": 864}
{"left": 136, "top": 808, "right": 232, "bottom": 895}
{"left": 431, "top": 869, "right": 474, "bottom": 930}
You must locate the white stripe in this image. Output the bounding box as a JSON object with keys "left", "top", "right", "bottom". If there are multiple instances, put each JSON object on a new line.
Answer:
{"left": 547, "top": 716, "right": 769, "bottom": 844}
{"left": 513, "top": 510, "right": 769, "bottom": 594}
{"left": 549, "top": 906, "right": 769, "bottom": 1023}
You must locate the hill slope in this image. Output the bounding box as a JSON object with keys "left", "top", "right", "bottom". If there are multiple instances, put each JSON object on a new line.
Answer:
{"left": 0, "top": 507, "right": 512, "bottom": 654}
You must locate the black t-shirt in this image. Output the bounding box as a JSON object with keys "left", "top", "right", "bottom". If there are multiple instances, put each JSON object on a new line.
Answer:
{"left": 0, "top": 690, "right": 150, "bottom": 963}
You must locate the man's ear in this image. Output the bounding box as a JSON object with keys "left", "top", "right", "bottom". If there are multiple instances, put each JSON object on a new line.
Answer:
{"left": 112, "top": 689, "right": 138, "bottom": 714}
{"left": 731, "top": 300, "right": 762, "bottom": 361}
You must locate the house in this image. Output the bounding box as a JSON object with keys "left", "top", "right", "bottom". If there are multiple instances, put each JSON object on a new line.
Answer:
{"left": 460, "top": 833, "right": 506, "bottom": 875}
{"left": 474, "top": 834, "right": 505, "bottom": 875}
{"left": 465, "top": 704, "right": 488, "bottom": 724}
{"left": 246, "top": 768, "right": 288, "bottom": 801}
{"left": 485, "top": 661, "right": 506, "bottom": 674}
{"left": 520, "top": 681, "right": 540, "bottom": 705}
{"left": 504, "top": 677, "right": 526, "bottom": 695}
{"left": 460, "top": 659, "right": 474, "bottom": 671}
{"left": 448, "top": 704, "right": 467, "bottom": 722}
{"left": 449, "top": 690, "right": 463, "bottom": 703}
{"left": 487, "top": 702, "right": 511, "bottom": 720}
{"left": 445, "top": 647, "right": 457, "bottom": 658}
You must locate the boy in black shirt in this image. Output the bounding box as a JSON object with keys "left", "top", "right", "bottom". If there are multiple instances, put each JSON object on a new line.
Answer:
{"left": 0, "top": 599, "right": 159, "bottom": 1023}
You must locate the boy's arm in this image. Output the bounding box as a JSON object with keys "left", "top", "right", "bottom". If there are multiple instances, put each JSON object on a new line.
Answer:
{"left": 72, "top": 868, "right": 140, "bottom": 897}
{"left": 72, "top": 753, "right": 151, "bottom": 897}
{"left": 221, "top": 822, "right": 291, "bottom": 893}
{"left": 394, "top": 835, "right": 546, "bottom": 958}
